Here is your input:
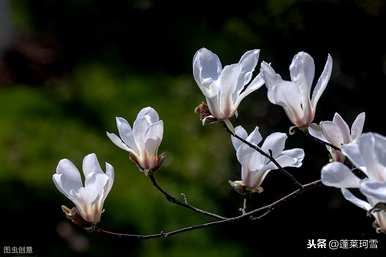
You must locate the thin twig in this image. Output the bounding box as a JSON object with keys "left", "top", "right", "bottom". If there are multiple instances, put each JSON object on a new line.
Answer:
{"left": 148, "top": 173, "right": 227, "bottom": 220}
{"left": 224, "top": 124, "right": 303, "bottom": 189}
{"left": 305, "top": 132, "right": 341, "bottom": 151}
{"left": 94, "top": 228, "right": 163, "bottom": 239}
{"left": 94, "top": 180, "right": 321, "bottom": 240}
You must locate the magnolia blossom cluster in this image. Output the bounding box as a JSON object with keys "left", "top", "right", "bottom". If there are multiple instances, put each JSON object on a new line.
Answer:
{"left": 192, "top": 48, "right": 385, "bottom": 233}
{"left": 52, "top": 47, "right": 386, "bottom": 234}
{"left": 53, "top": 107, "right": 164, "bottom": 224}
{"left": 321, "top": 133, "right": 386, "bottom": 232}
{"left": 53, "top": 154, "right": 114, "bottom": 224}
{"left": 106, "top": 107, "right": 165, "bottom": 174}
{"left": 193, "top": 48, "right": 330, "bottom": 191}
{"left": 229, "top": 126, "right": 304, "bottom": 193}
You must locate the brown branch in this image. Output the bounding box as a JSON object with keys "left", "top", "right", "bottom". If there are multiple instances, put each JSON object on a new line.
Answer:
{"left": 224, "top": 124, "right": 303, "bottom": 189}
{"left": 93, "top": 180, "right": 321, "bottom": 240}
{"left": 148, "top": 173, "right": 227, "bottom": 220}
{"left": 307, "top": 134, "right": 341, "bottom": 151}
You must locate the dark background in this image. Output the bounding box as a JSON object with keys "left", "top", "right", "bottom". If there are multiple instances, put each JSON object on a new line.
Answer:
{"left": 0, "top": 0, "right": 385, "bottom": 256}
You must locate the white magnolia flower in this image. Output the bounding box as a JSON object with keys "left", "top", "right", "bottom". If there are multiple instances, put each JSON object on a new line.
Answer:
{"left": 321, "top": 133, "right": 386, "bottom": 233}
{"left": 52, "top": 153, "right": 114, "bottom": 224}
{"left": 261, "top": 52, "right": 333, "bottom": 129}
{"left": 229, "top": 126, "right": 305, "bottom": 192}
{"left": 308, "top": 112, "right": 365, "bottom": 161}
{"left": 193, "top": 48, "right": 264, "bottom": 122}
{"left": 107, "top": 107, "right": 164, "bottom": 173}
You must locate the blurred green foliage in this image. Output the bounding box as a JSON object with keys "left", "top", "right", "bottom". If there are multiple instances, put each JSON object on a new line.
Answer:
{"left": 0, "top": 61, "right": 247, "bottom": 256}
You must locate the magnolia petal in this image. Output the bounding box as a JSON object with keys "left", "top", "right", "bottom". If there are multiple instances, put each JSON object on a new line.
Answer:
{"left": 341, "top": 188, "right": 371, "bottom": 211}
{"left": 308, "top": 123, "right": 327, "bottom": 142}
{"left": 237, "top": 73, "right": 265, "bottom": 106}
{"left": 241, "top": 166, "right": 259, "bottom": 188}
{"left": 320, "top": 121, "right": 343, "bottom": 147}
{"left": 193, "top": 48, "right": 222, "bottom": 97}
{"left": 253, "top": 169, "right": 271, "bottom": 187}
{"left": 289, "top": 51, "right": 315, "bottom": 97}
{"left": 115, "top": 117, "right": 137, "bottom": 151}
{"left": 106, "top": 132, "right": 132, "bottom": 152}
{"left": 237, "top": 49, "right": 260, "bottom": 89}
{"left": 236, "top": 143, "right": 254, "bottom": 166}
{"left": 133, "top": 117, "right": 150, "bottom": 149}
{"left": 321, "top": 162, "right": 361, "bottom": 188}
{"left": 269, "top": 81, "right": 304, "bottom": 123}
{"left": 144, "top": 121, "right": 163, "bottom": 163}
{"left": 76, "top": 174, "right": 108, "bottom": 222}
{"left": 260, "top": 62, "right": 281, "bottom": 92}
{"left": 88, "top": 173, "right": 108, "bottom": 199}
{"left": 76, "top": 186, "right": 99, "bottom": 206}
{"left": 231, "top": 125, "right": 249, "bottom": 151}
{"left": 360, "top": 180, "right": 386, "bottom": 204}
{"left": 136, "top": 107, "right": 160, "bottom": 124}
{"left": 245, "top": 126, "right": 263, "bottom": 146}
{"left": 358, "top": 133, "right": 382, "bottom": 181}
{"left": 83, "top": 153, "right": 104, "bottom": 186}
{"left": 247, "top": 150, "right": 266, "bottom": 172}
{"left": 193, "top": 48, "right": 222, "bottom": 82}
{"left": 146, "top": 120, "right": 164, "bottom": 141}
{"left": 341, "top": 141, "right": 366, "bottom": 173}
{"left": 261, "top": 148, "right": 304, "bottom": 172}
{"left": 351, "top": 112, "right": 366, "bottom": 140}
{"left": 277, "top": 148, "right": 305, "bottom": 168}
{"left": 261, "top": 132, "right": 287, "bottom": 158}
{"left": 103, "top": 162, "right": 114, "bottom": 201}
{"left": 311, "top": 54, "right": 333, "bottom": 110}
{"left": 205, "top": 94, "right": 221, "bottom": 118}
{"left": 374, "top": 133, "right": 386, "bottom": 171}
{"left": 52, "top": 174, "right": 70, "bottom": 201}
{"left": 235, "top": 127, "right": 264, "bottom": 170}
{"left": 145, "top": 138, "right": 161, "bottom": 159}
{"left": 239, "top": 49, "right": 259, "bottom": 73}
{"left": 106, "top": 132, "right": 131, "bottom": 152}
{"left": 333, "top": 113, "right": 351, "bottom": 143}
{"left": 241, "top": 165, "right": 269, "bottom": 188}
{"left": 261, "top": 62, "right": 304, "bottom": 124}
{"left": 261, "top": 62, "right": 298, "bottom": 106}
{"left": 218, "top": 63, "right": 242, "bottom": 111}
{"left": 53, "top": 159, "right": 82, "bottom": 199}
